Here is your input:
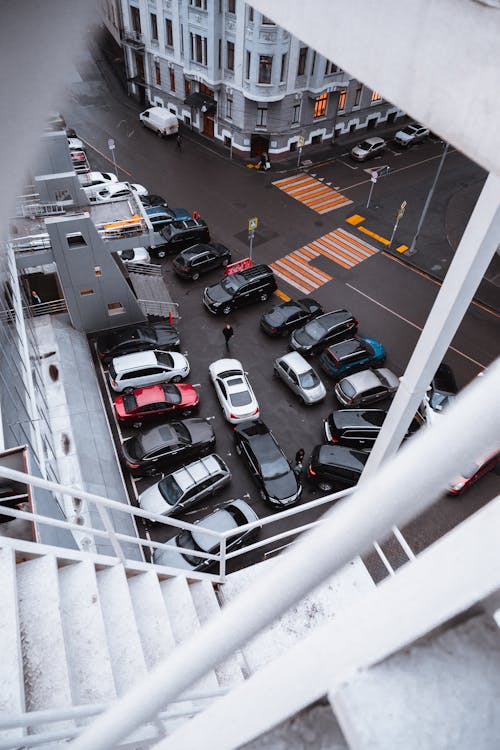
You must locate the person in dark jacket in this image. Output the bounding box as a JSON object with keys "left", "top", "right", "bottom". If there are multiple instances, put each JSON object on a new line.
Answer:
{"left": 222, "top": 324, "right": 234, "bottom": 350}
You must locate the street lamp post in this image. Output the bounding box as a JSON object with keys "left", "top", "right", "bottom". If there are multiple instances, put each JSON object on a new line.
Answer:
{"left": 408, "top": 142, "right": 450, "bottom": 255}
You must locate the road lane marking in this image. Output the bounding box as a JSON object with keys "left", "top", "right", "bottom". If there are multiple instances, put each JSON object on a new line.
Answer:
{"left": 272, "top": 174, "right": 353, "bottom": 213}
{"left": 346, "top": 283, "right": 488, "bottom": 368}
{"left": 358, "top": 226, "right": 391, "bottom": 245}
{"left": 79, "top": 137, "right": 132, "bottom": 177}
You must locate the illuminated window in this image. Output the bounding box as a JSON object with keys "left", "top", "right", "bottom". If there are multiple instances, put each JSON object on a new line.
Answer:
{"left": 155, "top": 63, "right": 161, "bottom": 86}
{"left": 258, "top": 55, "right": 273, "bottom": 84}
{"left": 314, "top": 92, "right": 328, "bottom": 118}
{"left": 338, "top": 88, "right": 347, "bottom": 111}
{"left": 94, "top": 267, "right": 102, "bottom": 277}
{"left": 371, "top": 90, "right": 382, "bottom": 102}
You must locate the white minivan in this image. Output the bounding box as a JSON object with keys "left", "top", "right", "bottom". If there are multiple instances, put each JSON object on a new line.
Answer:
{"left": 139, "top": 107, "right": 179, "bottom": 137}
{"left": 108, "top": 350, "right": 189, "bottom": 392}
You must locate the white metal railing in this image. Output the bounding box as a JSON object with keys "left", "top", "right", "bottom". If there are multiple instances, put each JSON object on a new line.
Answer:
{"left": 125, "top": 261, "right": 163, "bottom": 275}
{"left": 67, "top": 360, "right": 500, "bottom": 750}
{"left": 0, "top": 299, "right": 68, "bottom": 323}
{"left": 137, "top": 299, "right": 180, "bottom": 319}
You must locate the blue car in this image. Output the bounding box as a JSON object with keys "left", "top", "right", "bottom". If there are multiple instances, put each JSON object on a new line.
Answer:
{"left": 319, "top": 337, "right": 386, "bottom": 380}
{"left": 146, "top": 205, "right": 191, "bottom": 231}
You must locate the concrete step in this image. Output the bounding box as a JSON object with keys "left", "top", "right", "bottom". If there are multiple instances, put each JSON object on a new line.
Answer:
{"left": 0, "top": 547, "right": 25, "bottom": 745}
{"left": 160, "top": 577, "right": 219, "bottom": 693}
{"left": 58, "top": 560, "right": 117, "bottom": 709}
{"left": 16, "top": 555, "right": 74, "bottom": 733}
{"left": 128, "top": 570, "right": 176, "bottom": 670}
{"left": 189, "top": 580, "right": 245, "bottom": 688}
{"left": 96, "top": 565, "right": 147, "bottom": 696}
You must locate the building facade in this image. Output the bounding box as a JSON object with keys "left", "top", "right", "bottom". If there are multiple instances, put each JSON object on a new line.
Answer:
{"left": 100, "top": 0, "right": 403, "bottom": 158}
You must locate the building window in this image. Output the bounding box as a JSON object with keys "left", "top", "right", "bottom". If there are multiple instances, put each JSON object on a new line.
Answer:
{"left": 190, "top": 0, "right": 207, "bottom": 8}
{"left": 297, "top": 46, "right": 308, "bottom": 76}
{"left": 165, "top": 19, "right": 173, "bottom": 47}
{"left": 280, "top": 53, "right": 287, "bottom": 83}
{"left": 170, "top": 68, "right": 175, "bottom": 91}
{"left": 66, "top": 233, "right": 86, "bottom": 248}
{"left": 228, "top": 0, "right": 235, "bottom": 12}
{"left": 338, "top": 88, "right": 347, "bottom": 111}
{"left": 246, "top": 50, "right": 251, "bottom": 79}
{"left": 371, "top": 90, "right": 382, "bottom": 102}
{"left": 131, "top": 6, "right": 141, "bottom": 34}
{"left": 314, "top": 92, "right": 328, "bottom": 118}
{"left": 261, "top": 15, "right": 275, "bottom": 25}
{"left": 107, "top": 302, "right": 125, "bottom": 316}
{"left": 248, "top": 6, "right": 254, "bottom": 21}
{"left": 185, "top": 77, "right": 191, "bottom": 96}
{"left": 191, "top": 33, "right": 207, "bottom": 65}
{"left": 292, "top": 103, "right": 300, "bottom": 124}
{"left": 256, "top": 106, "right": 268, "bottom": 127}
{"left": 258, "top": 55, "right": 273, "bottom": 84}
{"left": 324, "top": 60, "right": 338, "bottom": 75}
{"left": 155, "top": 62, "right": 161, "bottom": 85}
{"left": 226, "top": 95, "right": 233, "bottom": 119}
{"left": 79, "top": 288, "right": 94, "bottom": 296}
{"left": 310, "top": 51, "right": 316, "bottom": 76}
{"left": 150, "top": 13, "right": 158, "bottom": 40}
{"left": 218, "top": 39, "right": 222, "bottom": 68}
{"left": 354, "top": 85, "right": 362, "bottom": 106}
{"left": 226, "top": 41, "right": 234, "bottom": 71}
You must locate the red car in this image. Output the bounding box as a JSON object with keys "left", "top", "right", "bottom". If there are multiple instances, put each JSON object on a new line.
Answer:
{"left": 448, "top": 449, "right": 500, "bottom": 495}
{"left": 114, "top": 383, "right": 199, "bottom": 426}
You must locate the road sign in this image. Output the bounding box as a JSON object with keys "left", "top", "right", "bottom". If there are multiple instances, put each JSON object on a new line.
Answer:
{"left": 370, "top": 172, "right": 378, "bottom": 184}
{"left": 225, "top": 257, "right": 252, "bottom": 276}
{"left": 248, "top": 217, "right": 258, "bottom": 231}
{"left": 298, "top": 136, "right": 305, "bottom": 147}
{"left": 401, "top": 200, "right": 407, "bottom": 210}
{"left": 108, "top": 138, "right": 115, "bottom": 151}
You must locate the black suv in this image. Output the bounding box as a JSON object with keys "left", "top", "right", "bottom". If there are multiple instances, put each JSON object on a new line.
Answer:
{"left": 289, "top": 310, "right": 358, "bottom": 356}
{"left": 203, "top": 264, "right": 277, "bottom": 315}
{"left": 308, "top": 444, "right": 368, "bottom": 492}
{"left": 95, "top": 322, "right": 180, "bottom": 365}
{"left": 324, "top": 409, "right": 423, "bottom": 449}
{"left": 173, "top": 242, "right": 232, "bottom": 280}
{"left": 234, "top": 419, "right": 302, "bottom": 507}
{"left": 150, "top": 219, "right": 210, "bottom": 258}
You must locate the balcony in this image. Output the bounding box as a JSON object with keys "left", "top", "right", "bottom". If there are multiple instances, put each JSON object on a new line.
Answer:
{"left": 121, "top": 29, "right": 145, "bottom": 50}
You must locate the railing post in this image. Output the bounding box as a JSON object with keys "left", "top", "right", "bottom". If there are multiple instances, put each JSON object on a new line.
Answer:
{"left": 94, "top": 504, "right": 126, "bottom": 565}
{"left": 219, "top": 536, "right": 227, "bottom": 582}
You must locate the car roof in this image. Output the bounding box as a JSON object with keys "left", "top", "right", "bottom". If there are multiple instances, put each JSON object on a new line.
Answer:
{"left": 134, "top": 384, "right": 171, "bottom": 406}
{"left": 112, "top": 350, "right": 158, "bottom": 370}
{"left": 138, "top": 424, "right": 179, "bottom": 452}
{"left": 317, "top": 444, "right": 368, "bottom": 470}
{"left": 277, "top": 351, "right": 312, "bottom": 374}
{"left": 364, "top": 136, "right": 385, "bottom": 145}
{"left": 339, "top": 368, "right": 383, "bottom": 390}
{"left": 171, "top": 454, "right": 227, "bottom": 491}
{"left": 332, "top": 409, "right": 387, "bottom": 430}
{"left": 326, "top": 338, "right": 364, "bottom": 357}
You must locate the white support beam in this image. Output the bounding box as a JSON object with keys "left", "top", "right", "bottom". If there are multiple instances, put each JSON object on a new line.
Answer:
{"left": 247, "top": 0, "right": 500, "bottom": 177}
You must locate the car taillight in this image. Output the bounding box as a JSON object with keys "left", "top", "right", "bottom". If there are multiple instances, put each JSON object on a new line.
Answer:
{"left": 330, "top": 436, "right": 339, "bottom": 443}
{"left": 112, "top": 380, "right": 117, "bottom": 387}
{"left": 126, "top": 461, "right": 140, "bottom": 470}
{"left": 253, "top": 407, "right": 259, "bottom": 415}
{"left": 354, "top": 319, "right": 359, "bottom": 327}
{"left": 308, "top": 465, "right": 316, "bottom": 476}
{"left": 99, "top": 352, "right": 106, "bottom": 358}
{"left": 230, "top": 413, "right": 237, "bottom": 420}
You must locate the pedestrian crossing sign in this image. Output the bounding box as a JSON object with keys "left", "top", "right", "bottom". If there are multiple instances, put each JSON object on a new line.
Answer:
{"left": 248, "top": 217, "right": 258, "bottom": 231}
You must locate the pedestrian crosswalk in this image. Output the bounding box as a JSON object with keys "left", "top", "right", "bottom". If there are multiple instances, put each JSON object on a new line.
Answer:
{"left": 271, "top": 228, "right": 378, "bottom": 294}
{"left": 272, "top": 174, "right": 353, "bottom": 214}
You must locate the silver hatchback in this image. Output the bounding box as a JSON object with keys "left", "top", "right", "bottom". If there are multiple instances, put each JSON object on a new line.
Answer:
{"left": 335, "top": 367, "right": 400, "bottom": 407}
{"left": 273, "top": 351, "right": 326, "bottom": 405}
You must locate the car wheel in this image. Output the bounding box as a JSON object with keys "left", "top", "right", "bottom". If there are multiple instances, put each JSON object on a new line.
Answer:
{"left": 318, "top": 480, "right": 333, "bottom": 492}
{"left": 221, "top": 258, "right": 229, "bottom": 267}
{"left": 235, "top": 443, "right": 242, "bottom": 455}
{"left": 172, "top": 375, "right": 182, "bottom": 383}
{"left": 260, "top": 293, "right": 269, "bottom": 303}
{"left": 192, "top": 271, "right": 200, "bottom": 281}
{"left": 222, "top": 304, "right": 232, "bottom": 315}
{"left": 157, "top": 250, "right": 166, "bottom": 259}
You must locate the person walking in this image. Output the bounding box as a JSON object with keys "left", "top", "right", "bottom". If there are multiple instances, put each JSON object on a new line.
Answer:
{"left": 222, "top": 323, "right": 234, "bottom": 350}
{"left": 294, "top": 448, "right": 305, "bottom": 479}
{"left": 176, "top": 131, "right": 182, "bottom": 151}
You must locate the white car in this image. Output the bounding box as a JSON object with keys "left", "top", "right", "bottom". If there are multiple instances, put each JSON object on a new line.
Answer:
{"left": 117, "top": 247, "right": 151, "bottom": 265}
{"left": 273, "top": 351, "right": 326, "bottom": 405}
{"left": 68, "top": 136, "right": 85, "bottom": 152}
{"left": 350, "top": 136, "right": 386, "bottom": 161}
{"left": 208, "top": 358, "right": 259, "bottom": 424}
{"left": 79, "top": 171, "right": 119, "bottom": 199}
{"left": 109, "top": 350, "right": 190, "bottom": 393}
{"left": 93, "top": 181, "right": 148, "bottom": 203}
{"left": 393, "top": 122, "right": 430, "bottom": 147}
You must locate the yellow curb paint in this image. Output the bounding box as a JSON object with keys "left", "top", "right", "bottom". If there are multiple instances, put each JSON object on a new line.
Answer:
{"left": 346, "top": 214, "right": 365, "bottom": 225}
{"left": 358, "top": 226, "right": 391, "bottom": 245}
{"left": 396, "top": 244, "right": 409, "bottom": 253}
{"left": 275, "top": 289, "right": 291, "bottom": 301}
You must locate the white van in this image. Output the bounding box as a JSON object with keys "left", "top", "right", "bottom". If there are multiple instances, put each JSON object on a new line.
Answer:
{"left": 139, "top": 107, "right": 179, "bottom": 137}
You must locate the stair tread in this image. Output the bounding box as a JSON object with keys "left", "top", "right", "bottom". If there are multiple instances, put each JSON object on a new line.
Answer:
{"left": 96, "top": 565, "right": 147, "bottom": 696}
{"left": 0, "top": 548, "right": 24, "bottom": 743}
{"left": 160, "top": 577, "right": 218, "bottom": 692}
{"left": 17, "top": 555, "right": 74, "bottom": 731}
{"left": 189, "top": 580, "right": 245, "bottom": 688}
{"left": 59, "top": 561, "right": 117, "bottom": 706}
{"left": 128, "top": 571, "right": 176, "bottom": 670}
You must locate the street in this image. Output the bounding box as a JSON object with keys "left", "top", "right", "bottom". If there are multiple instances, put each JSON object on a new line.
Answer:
{"left": 64, "top": 39, "right": 499, "bottom": 581}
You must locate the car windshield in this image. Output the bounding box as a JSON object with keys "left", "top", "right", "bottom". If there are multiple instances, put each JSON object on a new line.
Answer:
{"left": 358, "top": 140, "right": 372, "bottom": 150}
{"left": 221, "top": 274, "right": 244, "bottom": 292}
{"left": 162, "top": 384, "right": 181, "bottom": 404}
{"left": 260, "top": 455, "right": 290, "bottom": 480}
{"left": 299, "top": 369, "right": 320, "bottom": 389}
{"left": 158, "top": 476, "right": 183, "bottom": 505}
{"left": 230, "top": 391, "right": 252, "bottom": 407}
{"left": 173, "top": 422, "right": 190, "bottom": 443}
{"left": 402, "top": 126, "right": 416, "bottom": 135}
{"left": 339, "top": 380, "right": 356, "bottom": 398}
{"left": 122, "top": 393, "right": 138, "bottom": 413}
{"left": 429, "top": 391, "right": 455, "bottom": 411}
{"left": 302, "top": 319, "right": 327, "bottom": 340}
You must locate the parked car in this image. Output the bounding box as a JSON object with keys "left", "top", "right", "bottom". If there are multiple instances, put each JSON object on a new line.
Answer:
{"left": 138, "top": 453, "right": 231, "bottom": 518}
{"left": 172, "top": 242, "right": 231, "bottom": 280}
{"left": 93, "top": 182, "right": 147, "bottom": 203}
{"left": 209, "top": 358, "right": 259, "bottom": 424}
{"left": 393, "top": 123, "right": 430, "bottom": 147}
{"left": 308, "top": 444, "right": 368, "bottom": 492}
{"left": 152, "top": 499, "right": 259, "bottom": 572}
{"left": 108, "top": 350, "right": 190, "bottom": 393}
{"left": 260, "top": 297, "right": 323, "bottom": 336}
{"left": 150, "top": 218, "right": 210, "bottom": 258}
{"left": 141, "top": 193, "right": 168, "bottom": 208}
{"left": 96, "top": 322, "right": 180, "bottom": 364}
{"left": 319, "top": 337, "right": 386, "bottom": 380}
{"left": 67, "top": 136, "right": 85, "bottom": 152}
{"left": 335, "top": 367, "right": 400, "bottom": 407}
{"left": 79, "top": 171, "right": 119, "bottom": 199}
{"left": 273, "top": 352, "right": 326, "bottom": 405}
{"left": 234, "top": 419, "right": 302, "bottom": 508}
{"left": 448, "top": 449, "right": 500, "bottom": 495}
{"left": 145, "top": 206, "right": 191, "bottom": 232}
{"left": 324, "top": 408, "right": 423, "bottom": 448}
{"left": 116, "top": 247, "right": 151, "bottom": 265}
{"left": 121, "top": 418, "right": 215, "bottom": 476}
{"left": 203, "top": 264, "right": 277, "bottom": 315}
{"left": 421, "top": 362, "right": 458, "bottom": 427}
{"left": 113, "top": 383, "right": 199, "bottom": 426}
{"left": 350, "top": 136, "right": 386, "bottom": 161}
{"left": 289, "top": 310, "right": 358, "bottom": 356}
